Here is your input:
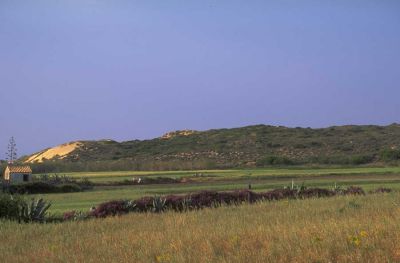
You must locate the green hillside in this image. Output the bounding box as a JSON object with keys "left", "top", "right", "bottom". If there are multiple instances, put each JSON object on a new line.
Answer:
{"left": 24, "top": 124, "right": 400, "bottom": 172}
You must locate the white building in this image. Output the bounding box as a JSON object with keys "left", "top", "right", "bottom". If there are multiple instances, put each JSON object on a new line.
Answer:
{"left": 3, "top": 165, "right": 32, "bottom": 184}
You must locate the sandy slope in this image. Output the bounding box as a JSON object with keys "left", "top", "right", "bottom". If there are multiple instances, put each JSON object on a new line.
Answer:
{"left": 25, "top": 142, "right": 82, "bottom": 163}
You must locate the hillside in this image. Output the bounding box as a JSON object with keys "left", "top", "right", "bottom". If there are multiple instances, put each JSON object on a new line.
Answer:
{"left": 23, "top": 124, "right": 400, "bottom": 172}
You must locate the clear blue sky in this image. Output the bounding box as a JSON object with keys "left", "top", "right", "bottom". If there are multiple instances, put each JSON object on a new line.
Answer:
{"left": 1, "top": 0, "right": 399, "bottom": 156}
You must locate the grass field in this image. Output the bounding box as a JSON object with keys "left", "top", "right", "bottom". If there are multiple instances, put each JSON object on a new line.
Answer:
{"left": 42, "top": 166, "right": 400, "bottom": 182}
{"left": 1, "top": 193, "right": 400, "bottom": 262}
{"left": 30, "top": 167, "right": 400, "bottom": 213}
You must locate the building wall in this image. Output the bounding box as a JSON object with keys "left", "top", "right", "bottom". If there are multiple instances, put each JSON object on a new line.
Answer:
{"left": 9, "top": 173, "right": 32, "bottom": 184}
{"left": 4, "top": 167, "right": 10, "bottom": 181}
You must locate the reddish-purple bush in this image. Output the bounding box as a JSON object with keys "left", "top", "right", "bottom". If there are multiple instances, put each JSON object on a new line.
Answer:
{"left": 343, "top": 186, "right": 365, "bottom": 195}
{"left": 220, "top": 190, "right": 260, "bottom": 204}
{"left": 89, "top": 200, "right": 128, "bottom": 218}
{"left": 190, "top": 191, "right": 220, "bottom": 208}
{"left": 63, "top": 210, "right": 76, "bottom": 221}
{"left": 298, "top": 188, "right": 335, "bottom": 198}
{"left": 259, "top": 188, "right": 297, "bottom": 201}
{"left": 165, "top": 195, "right": 185, "bottom": 211}
{"left": 134, "top": 197, "right": 154, "bottom": 212}
{"left": 84, "top": 186, "right": 370, "bottom": 220}
{"left": 370, "top": 187, "right": 392, "bottom": 194}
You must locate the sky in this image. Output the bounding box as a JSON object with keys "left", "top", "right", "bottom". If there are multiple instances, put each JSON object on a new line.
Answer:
{"left": 0, "top": 0, "right": 399, "bottom": 156}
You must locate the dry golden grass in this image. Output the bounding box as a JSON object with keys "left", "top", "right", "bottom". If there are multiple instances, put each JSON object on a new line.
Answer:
{"left": 1, "top": 193, "right": 399, "bottom": 262}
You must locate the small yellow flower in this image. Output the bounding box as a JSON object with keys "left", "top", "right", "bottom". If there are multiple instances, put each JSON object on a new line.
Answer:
{"left": 353, "top": 238, "right": 361, "bottom": 246}
{"left": 155, "top": 254, "right": 171, "bottom": 263}
{"left": 230, "top": 235, "right": 239, "bottom": 245}
{"left": 360, "top": 231, "right": 368, "bottom": 238}
{"left": 348, "top": 235, "right": 361, "bottom": 246}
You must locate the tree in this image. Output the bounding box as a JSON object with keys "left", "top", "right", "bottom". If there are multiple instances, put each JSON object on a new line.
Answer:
{"left": 6, "top": 137, "right": 17, "bottom": 164}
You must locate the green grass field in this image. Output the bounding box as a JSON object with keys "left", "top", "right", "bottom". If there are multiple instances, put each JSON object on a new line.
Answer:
{"left": 1, "top": 193, "right": 400, "bottom": 262}
{"left": 30, "top": 167, "right": 400, "bottom": 214}
{"left": 43, "top": 166, "right": 400, "bottom": 182}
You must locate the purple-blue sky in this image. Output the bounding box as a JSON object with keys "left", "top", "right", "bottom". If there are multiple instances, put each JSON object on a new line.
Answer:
{"left": 1, "top": 0, "right": 399, "bottom": 156}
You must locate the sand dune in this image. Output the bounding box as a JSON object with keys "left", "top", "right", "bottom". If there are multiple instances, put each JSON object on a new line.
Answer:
{"left": 26, "top": 142, "right": 82, "bottom": 163}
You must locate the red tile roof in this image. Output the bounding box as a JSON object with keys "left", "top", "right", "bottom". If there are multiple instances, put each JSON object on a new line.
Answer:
{"left": 7, "top": 165, "right": 32, "bottom": 173}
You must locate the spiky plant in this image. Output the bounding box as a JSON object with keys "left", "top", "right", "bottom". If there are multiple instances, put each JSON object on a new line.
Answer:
{"left": 152, "top": 196, "right": 167, "bottom": 213}
{"left": 124, "top": 200, "right": 137, "bottom": 212}
{"left": 332, "top": 182, "right": 344, "bottom": 194}
{"left": 18, "top": 198, "right": 51, "bottom": 223}
{"left": 180, "top": 197, "right": 192, "bottom": 211}
{"left": 73, "top": 211, "right": 89, "bottom": 221}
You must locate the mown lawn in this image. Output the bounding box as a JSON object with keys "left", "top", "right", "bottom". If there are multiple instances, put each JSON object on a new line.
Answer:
{"left": 1, "top": 193, "right": 399, "bottom": 262}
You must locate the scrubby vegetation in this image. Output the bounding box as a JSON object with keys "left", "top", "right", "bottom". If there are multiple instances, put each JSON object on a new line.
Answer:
{"left": 23, "top": 124, "right": 400, "bottom": 172}
{"left": 68, "top": 185, "right": 366, "bottom": 220}
{"left": 1, "top": 174, "right": 93, "bottom": 194}
{"left": 0, "top": 194, "right": 51, "bottom": 223}
{"left": 0, "top": 184, "right": 370, "bottom": 223}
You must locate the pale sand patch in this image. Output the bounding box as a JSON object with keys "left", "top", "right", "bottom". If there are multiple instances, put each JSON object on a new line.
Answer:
{"left": 26, "top": 142, "right": 83, "bottom": 163}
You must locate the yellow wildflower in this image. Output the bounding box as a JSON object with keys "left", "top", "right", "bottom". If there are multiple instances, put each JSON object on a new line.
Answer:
{"left": 155, "top": 254, "right": 171, "bottom": 263}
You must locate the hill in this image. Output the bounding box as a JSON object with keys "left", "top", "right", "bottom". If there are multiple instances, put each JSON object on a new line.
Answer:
{"left": 22, "top": 124, "right": 400, "bottom": 172}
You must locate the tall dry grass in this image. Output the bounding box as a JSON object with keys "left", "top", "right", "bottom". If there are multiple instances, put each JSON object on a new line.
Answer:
{"left": 1, "top": 193, "right": 399, "bottom": 262}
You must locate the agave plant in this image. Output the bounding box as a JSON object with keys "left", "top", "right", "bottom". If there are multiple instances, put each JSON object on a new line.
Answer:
{"left": 73, "top": 211, "right": 89, "bottom": 221}
{"left": 18, "top": 198, "right": 51, "bottom": 223}
{"left": 152, "top": 196, "right": 167, "bottom": 213}
{"left": 180, "top": 197, "right": 192, "bottom": 211}
{"left": 331, "top": 182, "right": 344, "bottom": 194}
{"left": 124, "top": 200, "right": 137, "bottom": 212}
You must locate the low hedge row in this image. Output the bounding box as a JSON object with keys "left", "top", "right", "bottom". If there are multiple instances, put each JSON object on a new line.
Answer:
{"left": 5, "top": 182, "right": 82, "bottom": 194}
{"left": 84, "top": 186, "right": 367, "bottom": 219}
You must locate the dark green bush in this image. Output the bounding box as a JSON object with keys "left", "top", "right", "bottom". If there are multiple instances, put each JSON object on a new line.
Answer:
{"left": 349, "top": 154, "right": 375, "bottom": 165}
{"left": 59, "top": 184, "right": 82, "bottom": 193}
{"left": 0, "top": 194, "right": 25, "bottom": 221}
{"left": 256, "top": 155, "right": 293, "bottom": 166}
{"left": 7, "top": 182, "right": 82, "bottom": 194}
{"left": 380, "top": 149, "right": 400, "bottom": 161}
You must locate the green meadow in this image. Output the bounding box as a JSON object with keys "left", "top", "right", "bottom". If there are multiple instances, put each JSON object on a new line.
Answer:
{"left": 31, "top": 167, "right": 400, "bottom": 214}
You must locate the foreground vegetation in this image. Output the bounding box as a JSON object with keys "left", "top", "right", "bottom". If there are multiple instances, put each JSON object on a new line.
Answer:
{"left": 1, "top": 193, "right": 399, "bottom": 262}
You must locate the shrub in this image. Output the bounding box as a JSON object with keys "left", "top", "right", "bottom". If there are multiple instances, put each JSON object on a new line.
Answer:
{"left": 0, "top": 194, "right": 25, "bottom": 221}
{"left": 7, "top": 182, "right": 82, "bottom": 194}
{"left": 59, "top": 184, "right": 82, "bottom": 193}
{"left": 134, "top": 197, "right": 154, "bottom": 212}
{"left": 369, "top": 187, "right": 392, "bottom": 194}
{"left": 63, "top": 210, "right": 77, "bottom": 221}
{"left": 350, "top": 154, "right": 375, "bottom": 165}
{"left": 380, "top": 149, "right": 400, "bottom": 161}
{"left": 77, "top": 178, "right": 94, "bottom": 190}
{"left": 63, "top": 210, "right": 89, "bottom": 221}
{"left": 86, "top": 186, "right": 372, "bottom": 220}
{"left": 256, "top": 155, "right": 293, "bottom": 166}
{"left": 343, "top": 186, "right": 365, "bottom": 195}
{"left": 89, "top": 200, "right": 132, "bottom": 218}
{"left": 297, "top": 188, "right": 335, "bottom": 198}
{"left": 0, "top": 195, "right": 51, "bottom": 223}
{"left": 259, "top": 189, "right": 297, "bottom": 201}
